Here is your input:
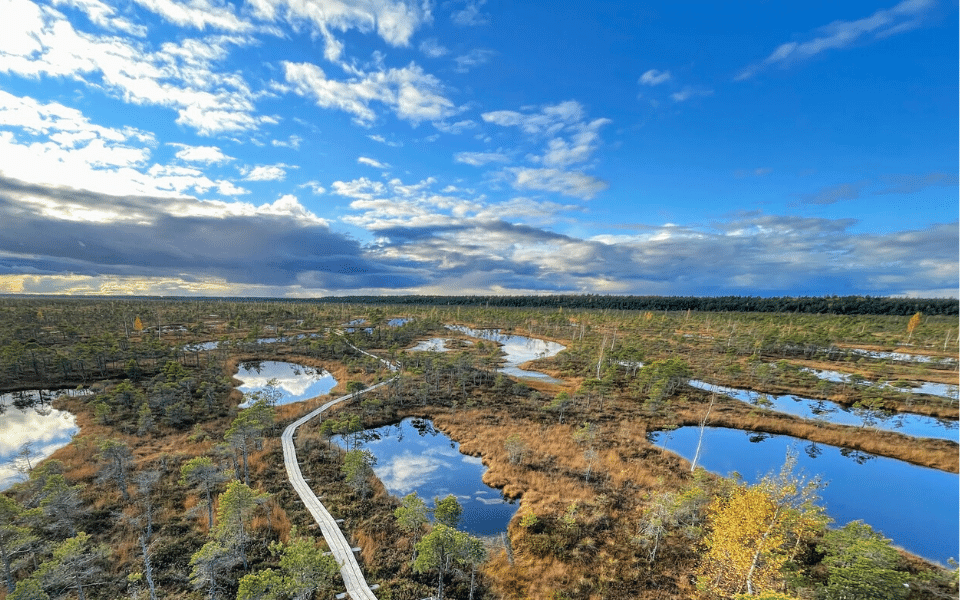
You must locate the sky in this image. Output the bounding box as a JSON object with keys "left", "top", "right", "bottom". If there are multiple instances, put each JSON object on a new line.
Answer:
{"left": 0, "top": 0, "right": 956, "bottom": 298}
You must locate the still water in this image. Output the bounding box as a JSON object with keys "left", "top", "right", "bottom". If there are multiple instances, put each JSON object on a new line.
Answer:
{"left": 235, "top": 361, "right": 338, "bottom": 407}
{"left": 446, "top": 326, "right": 566, "bottom": 382}
{"left": 800, "top": 367, "right": 959, "bottom": 401}
{"left": 651, "top": 426, "right": 959, "bottom": 565}
{"left": 0, "top": 390, "right": 83, "bottom": 490}
{"left": 341, "top": 418, "right": 518, "bottom": 536}
{"left": 689, "top": 380, "right": 959, "bottom": 442}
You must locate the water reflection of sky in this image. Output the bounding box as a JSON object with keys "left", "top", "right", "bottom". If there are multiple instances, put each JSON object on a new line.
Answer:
{"left": 800, "top": 367, "right": 959, "bottom": 401}
{"left": 337, "top": 419, "right": 518, "bottom": 535}
{"left": 446, "top": 326, "right": 566, "bottom": 382}
{"left": 652, "top": 426, "right": 959, "bottom": 566}
{"left": 689, "top": 380, "right": 958, "bottom": 442}
{"left": 235, "top": 361, "right": 337, "bottom": 406}
{"left": 846, "top": 348, "right": 958, "bottom": 365}
{"left": 0, "top": 390, "right": 81, "bottom": 490}
{"left": 407, "top": 338, "right": 455, "bottom": 352}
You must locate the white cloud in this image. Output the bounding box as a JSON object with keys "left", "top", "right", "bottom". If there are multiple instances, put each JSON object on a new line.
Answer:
{"left": 450, "top": 0, "right": 488, "bottom": 26}
{"left": 639, "top": 69, "right": 671, "bottom": 86}
{"left": 482, "top": 100, "right": 585, "bottom": 136}
{"left": 240, "top": 164, "right": 288, "bottom": 181}
{"left": 736, "top": 0, "right": 934, "bottom": 80}
{"left": 419, "top": 38, "right": 449, "bottom": 57}
{"left": 368, "top": 134, "right": 403, "bottom": 147}
{"left": 216, "top": 180, "right": 249, "bottom": 195}
{"left": 51, "top": 0, "right": 147, "bottom": 36}
{"left": 434, "top": 119, "right": 475, "bottom": 134}
{"left": 171, "top": 143, "right": 232, "bottom": 163}
{"left": 358, "top": 156, "right": 390, "bottom": 169}
{"left": 670, "top": 87, "right": 713, "bottom": 102}
{"left": 508, "top": 167, "right": 608, "bottom": 200}
{"left": 539, "top": 118, "right": 610, "bottom": 168}
{"left": 300, "top": 180, "right": 326, "bottom": 194}
{"left": 0, "top": 1, "right": 266, "bottom": 135}
{"left": 454, "top": 151, "right": 509, "bottom": 166}
{"left": 248, "top": 0, "right": 429, "bottom": 49}
{"left": 282, "top": 60, "right": 459, "bottom": 126}
{"left": 331, "top": 177, "right": 387, "bottom": 201}
{"left": 130, "top": 0, "right": 255, "bottom": 33}
{"left": 271, "top": 135, "right": 302, "bottom": 149}
{"left": 454, "top": 48, "right": 494, "bottom": 72}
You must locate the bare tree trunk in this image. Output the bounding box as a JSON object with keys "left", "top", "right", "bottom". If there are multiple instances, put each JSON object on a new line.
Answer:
{"left": 690, "top": 389, "right": 717, "bottom": 472}
{"left": 140, "top": 534, "right": 158, "bottom": 600}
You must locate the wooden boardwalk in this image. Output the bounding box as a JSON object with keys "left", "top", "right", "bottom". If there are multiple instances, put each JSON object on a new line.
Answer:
{"left": 281, "top": 339, "right": 396, "bottom": 599}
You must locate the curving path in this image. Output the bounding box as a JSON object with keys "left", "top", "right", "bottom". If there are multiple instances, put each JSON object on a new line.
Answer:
{"left": 281, "top": 339, "right": 396, "bottom": 599}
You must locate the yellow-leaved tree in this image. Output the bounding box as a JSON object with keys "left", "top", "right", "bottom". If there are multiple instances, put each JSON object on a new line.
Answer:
{"left": 697, "top": 451, "right": 827, "bottom": 597}
{"left": 906, "top": 311, "right": 922, "bottom": 343}
{"left": 133, "top": 315, "right": 144, "bottom": 333}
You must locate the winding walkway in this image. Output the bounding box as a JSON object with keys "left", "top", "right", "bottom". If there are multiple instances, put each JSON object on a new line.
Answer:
{"left": 281, "top": 340, "right": 396, "bottom": 599}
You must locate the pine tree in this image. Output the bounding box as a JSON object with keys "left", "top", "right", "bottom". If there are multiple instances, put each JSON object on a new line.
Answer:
{"left": 214, "top": 480, "right": 269, "bottom": 570}
{"left": 180, "top": 456, "right": 227, "bottom": 530}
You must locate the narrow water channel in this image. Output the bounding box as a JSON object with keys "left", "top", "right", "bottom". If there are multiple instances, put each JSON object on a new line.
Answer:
{"left": 689, "top": 380, "right": 959, "bottom": 442}
{"left": 651, "top": 426, "right": 959, "bottom": 566}
{"left": 340, "top": 418, "right": 518, "bottom": 536}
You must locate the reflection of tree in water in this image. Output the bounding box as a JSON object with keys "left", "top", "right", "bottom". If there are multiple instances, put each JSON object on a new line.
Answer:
{"left": 839, "top": 447, "right": 876, "bottom": 464}
{"left": 804, "top": 441, "right": 822, "bottom": 459}
{"left": 810, "top": 400, "right": 836, "bottom": 417}
{"left": 240, "top": 360, "right": 263, "bottom": 374}
{"left": 410, "top": 418, "right": 439, "bottom": 437}
{"left": 747, "top": 432, "right": 771, "bottom": 443}
{"left": 931, "top": 419, "right": 959, "bottom": 436}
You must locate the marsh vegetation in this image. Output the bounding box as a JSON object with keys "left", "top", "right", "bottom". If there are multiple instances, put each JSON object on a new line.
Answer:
{"left": 0, "top": 297, "right": 956, "bottom": 600}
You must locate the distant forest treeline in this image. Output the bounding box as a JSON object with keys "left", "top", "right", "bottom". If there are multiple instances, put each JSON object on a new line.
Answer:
{"left": 4, "top": 294, "right": 957, "bottom": 315}
{"left": 309, "top": 294, "right": 959, "bottom": 316}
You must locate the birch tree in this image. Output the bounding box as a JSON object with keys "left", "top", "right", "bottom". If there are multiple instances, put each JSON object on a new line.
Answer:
{"left": 698, "top": 451, "right": 827, "bottom": 597}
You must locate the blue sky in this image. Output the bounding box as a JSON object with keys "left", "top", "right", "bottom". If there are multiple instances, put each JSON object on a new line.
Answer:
{"left": 0, "top": 0, "right": 956, "bottom": 297}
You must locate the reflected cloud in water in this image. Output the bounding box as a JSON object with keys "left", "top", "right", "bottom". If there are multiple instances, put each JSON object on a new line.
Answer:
{"left": 235, "top": 361, "right": 337, "bottom": 406}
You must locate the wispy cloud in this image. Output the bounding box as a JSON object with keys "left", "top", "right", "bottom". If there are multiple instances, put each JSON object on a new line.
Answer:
{"left": 736, "top": 0, "right": 935, "bottom": 80}
{"left": 368, "top": 134, "right": 403, "bottom": 147}
{"left": 171, "top": 143, "right": 233, "bottom": 164}
{"left": 0, "top": 1, "right": 267, "bottom": 135}
{"left": 271, "top": 135, "right": 302, "bottom": 149}
{"left": 358, "top": 156, "right": 390, "bottom": 169}
{"left": 434, "top": 119, "right": 476, "bottom": 134}
{"left": 449, "top": 0, "right": 489, "bottom": 26}
{"left": 240, "top": 164, "right": 289, "bottom": 181}
{"left": 52, "top": 0, "right": 147, "bottom": 36}
{"left": 799, "top": 173, "right": 956, "bottom": 204}
{"left": 249, "top": 0, "right": 431, "bottom": 61}
{"left": 282, "top": 61, "right": 460, "bottom": 126}
{"left": 874, "top": 172, "right": 959, "bottom": 195}
{"left": 481, "top": 101, "right": 610, "bottom": 198}
{"left": 454, "top": 49, "right": 495, "bottom": 72}
{"left": 129, "top": 0, "right": 256, "bottom": 33}
{"left": 639, "top": 69, "right": 671, "bottom": 86}
{"left": 419, "top": 38, "right": 449, "bottom": 58}
{"left": 454, "top": 151, "right": 510, "bottom": 166}
{"left": 507, "top": 167, "right": 608, "bottom": 200}
{"left": 670, "top": 87, "right": 713, "bottom": 102}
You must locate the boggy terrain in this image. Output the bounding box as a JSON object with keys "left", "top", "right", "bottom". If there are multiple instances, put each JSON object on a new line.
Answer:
{"left": 0, "top": 298, "right": 956, "bottom": 600}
